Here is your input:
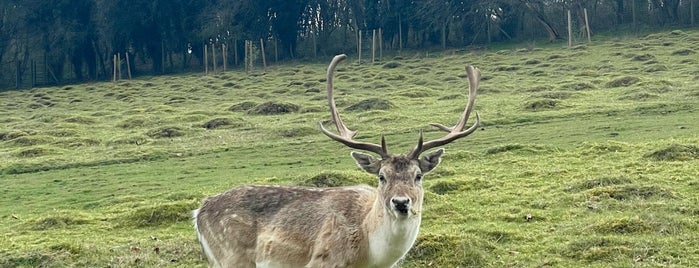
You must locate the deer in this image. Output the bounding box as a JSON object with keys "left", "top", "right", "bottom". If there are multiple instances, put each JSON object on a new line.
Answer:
{"left": 193, "top": 54, "right": 481, "bottom": 268}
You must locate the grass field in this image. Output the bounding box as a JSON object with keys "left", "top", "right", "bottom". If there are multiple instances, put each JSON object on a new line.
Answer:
{"left": 1, "top": 28, "right": 698, "bottom": 267}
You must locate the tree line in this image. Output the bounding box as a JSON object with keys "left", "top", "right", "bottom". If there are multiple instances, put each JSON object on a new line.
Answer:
{"left": 0, "top": 0, "right": 696, "bottom": 88}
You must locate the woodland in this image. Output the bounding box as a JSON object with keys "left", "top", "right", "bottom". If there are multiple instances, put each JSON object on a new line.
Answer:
{"left": 0, "top": 0, "right": 697, "bottom": 88}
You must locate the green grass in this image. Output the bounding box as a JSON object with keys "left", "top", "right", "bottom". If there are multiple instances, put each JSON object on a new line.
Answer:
{"left": 1, "top": 29, "right": 699, "bottom": 267}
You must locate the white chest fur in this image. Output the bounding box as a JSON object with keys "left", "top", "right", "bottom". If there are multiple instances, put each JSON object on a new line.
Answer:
{"left": 366, "top": 216, "right": 421, "bottom": 267}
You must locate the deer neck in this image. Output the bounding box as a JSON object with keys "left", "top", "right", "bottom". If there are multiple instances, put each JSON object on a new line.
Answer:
{"left": 362, "top": 195, "right": 421, "bottom": 267}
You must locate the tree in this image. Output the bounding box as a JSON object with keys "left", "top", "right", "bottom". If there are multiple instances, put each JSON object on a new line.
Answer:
{"left": 519, "top": 0, "right": 561, "bottom": 41}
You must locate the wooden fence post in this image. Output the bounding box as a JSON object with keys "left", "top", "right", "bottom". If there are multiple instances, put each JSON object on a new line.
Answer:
{"left": 204, "top": 44, "right": 208, "bottom": 75}
{"left": 30, "top": 60, "right": 35, "bottom": 88}
{"left": 260, "top": 39, "right": 267, "bottom": 71}
{"left": 567, "top": 10, "right": 573, "bottom": 47}
{"left": 372, "top": 29, "right": 376, "bottom": 63}
{"left": 358, "top": 31, "right": 362, "bottom": 64}
{"left": 113, "top": 54, "right": 117, "bottom": 82}
{"left": 117, "top": 53, "right": 122, "bottom": 80}
{"left": 125, "top": 52, "right": 132, "bottom": 79}
{"left": 379, "top": 28, "right": 383, "bottom": 60}
{"left": 212, "top": 43, "right": 217, "bottom": 73}
{"left": 584, "top": 8, "right": 591, "bottom": 43}
{"left": 222, "top": 43, "right": 227, "bottom": 72}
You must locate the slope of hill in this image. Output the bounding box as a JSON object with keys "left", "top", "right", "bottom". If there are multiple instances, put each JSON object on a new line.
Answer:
{"left": 1, "top": 29, "right": 698, "bottom": 267}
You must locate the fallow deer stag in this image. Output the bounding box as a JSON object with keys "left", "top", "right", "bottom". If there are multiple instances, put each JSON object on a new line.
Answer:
{"left": 193, "top": 54, "right": 481, "bottom": 268}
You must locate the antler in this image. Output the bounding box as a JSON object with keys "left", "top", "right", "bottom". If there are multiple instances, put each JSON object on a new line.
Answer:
{"left": 319, "top": 54, "right": 389, "bottom": 159}
{"left": 408, "top": 65, "right": 482, "bottom": 159}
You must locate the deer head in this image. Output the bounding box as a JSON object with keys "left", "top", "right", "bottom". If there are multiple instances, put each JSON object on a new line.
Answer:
{"left": 319, "top": 54, "right": 481, "bottom": 219}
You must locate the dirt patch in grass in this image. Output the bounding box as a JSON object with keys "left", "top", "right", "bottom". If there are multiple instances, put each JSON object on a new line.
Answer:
{"left": 437, "top": 94, "right": 464, "bottom": 100}
{"left": 525, "top": 85, "right": 555, "bottom": 92}
{"left": 247, "top": 101, "right": 300, "bottom": 115}
{"left": 300, "top": 171, "right": 375, "bottom": 187}
{"left": 605, "top": 76, "right": 640, "bottom": 87}
{"left": 165, "top": 96, "right": 187, "bottom": 105}
{"left": 60, "top": 138, "right": 101, "bottom": 148}
{"left": 228, "top": 101, "right": 258, "bottom": 112}
{"left": 535, "top": 91, "right": 574, "bottom": 99}
{"left": 121, "top": 201, "right": 199, "bottom": 227}
{"left": 64, "top": 116, "right": 96, "bottom": 124}
{"left": 345, "top": 98, "right": 393, "bottom": 111}
{"left": 524, "top": 99, "right": 558, "bottom": 111}
{"left": 165, "top": 192, "right": 204, "bottom": 201}
{"left": 569, "top": 176, "right": 633, "bottom": 192}
{"left": 368, "top": 80, "right": 392, "bottom": 89}
{"left": 493, "top": 65, "right": 519, "bottom": 71}
{"left": 202, "top": 117, "right": 248, "bottom": 129}
{"left": 0, "top": 252, "right": 55, "bottom": 267}
{"left": 561, "top": 82, "right": 596, "bottom": 91}
{"left": 117, "top": 116, "right": 158, "bottom": 129}
{"left": 305, "top": 88, "right": 321, "bottom": 93}
{"left": 630, "top": 53, "right": 655, "bottom": 61}
{"left": 618, "top": 91, "right": 659, "bottom": 101}
{"left": 32, "top": 215, "right": 91, "bottom": 230}
{"left": 382, "top": 61, "right": 401, "bottom": 68}
{"left": 523, "top": 59, "right": 541, "bottom": 65}
{"left": 146, "top": 127, "right": 185, "bottom": 138}
{"left": 0, "top": 130, "right": 29, "bottom": 141}
{"left": 28, "top": 99, "right": 55, "bottom": 109}
{"left": 15, "top": 147, "right": 54, "bottom": 157}
{"left": 643, "top": 64, "right": 669, "bottom": 72}
{"left": 583, "top": 185, "right": 673, "bottom": 200}
{"left": 429, "top": 179, "right": 464, "bottom": 195}
{"left": 485, "top": 144, "right": 525, "bottom": 154}
{"left": 484, "top": 144, "right": 554, "bottom": 155}
{"left": 48, "top": 242, "right": 82, "bottom": 255}
{"left": 585, "top": 141, "right": 622, "bottom": 153}
{"left": 46, "top": 129, "right": 77, "bottom": 137}
{"left": 644, "top": 144, "right": 699, "bottom": 161}
{"left": 399, "top": 90, "right": 434, "bottom": 98}
{"left": 278, "top": 126, "right": 317, "bottom": 138}
{"left": 634, "top": 103, "right": 692, "bottom": 115}
{"left": 671, "top": 48, "right": 695, "bottom": 56}
{"left": 272, "top": 89, "right": 290, "bottom": 95}
{"left": 429, "top": 177, "right": 491, "bottom": 194}
{"left": 222, "top": 82, "right": 239, "bottom": 88}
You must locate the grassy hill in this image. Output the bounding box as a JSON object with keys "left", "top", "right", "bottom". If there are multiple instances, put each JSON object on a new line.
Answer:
{"left": 1, "top": 29, "right": 698, "bottom": 267}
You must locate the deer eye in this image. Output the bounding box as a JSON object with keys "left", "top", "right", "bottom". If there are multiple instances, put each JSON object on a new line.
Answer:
{"left": 415, "top": 173, "right": 423, "bottom": 182}
{"left": 378, "top": 174, "right": 386, "bottom": 183}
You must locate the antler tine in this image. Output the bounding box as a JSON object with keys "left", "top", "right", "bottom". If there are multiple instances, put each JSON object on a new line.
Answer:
{"left": 408, "top": 65, "right": 481, "bottom": 159}
{"left": 319, "top": 54, "right": 389, "bottom": 158}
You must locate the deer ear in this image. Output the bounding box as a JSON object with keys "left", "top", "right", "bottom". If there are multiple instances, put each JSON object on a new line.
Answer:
{"left": 419, "top": 148, "right": 444, "bottom": 173}
{"left": 351, "top": 151, "right": 382, "bottom": 174}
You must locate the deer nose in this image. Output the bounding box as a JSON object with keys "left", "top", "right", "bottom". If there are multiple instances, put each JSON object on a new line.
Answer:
{"left": 391, "top": 197, "right": 411, "bottom": 212}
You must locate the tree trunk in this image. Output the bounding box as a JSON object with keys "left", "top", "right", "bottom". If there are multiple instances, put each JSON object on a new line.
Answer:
{"left": 615, "top": 0, "right": 624, "bottom": 24}
{"left": 520, "top": 0, "right": 561, "bottom": 41}
{"left": 441, "top": 21, "right": 447, "bottom": 50}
